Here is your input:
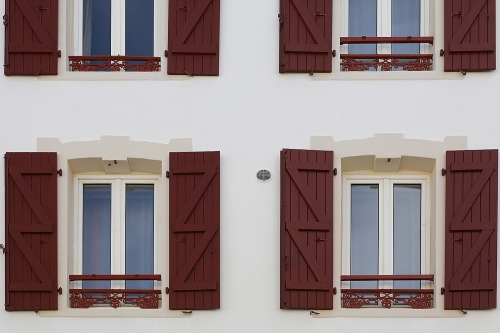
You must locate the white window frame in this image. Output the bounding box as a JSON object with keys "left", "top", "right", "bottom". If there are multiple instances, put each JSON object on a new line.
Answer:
{"left": 340, "top": 0, "right": 431, "bottom": 55}
{"left": 341, "top": 175, "right": 431, "bottom": 292}
{"left": 73, "top": 175, "right": 160, "bottom": 290}
{"left": 73, "top": 0, "right": 161, "bottom": 57}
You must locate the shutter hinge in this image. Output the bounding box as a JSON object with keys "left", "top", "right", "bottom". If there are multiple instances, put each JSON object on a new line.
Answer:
{"left": 278, "top": 13, "right": 285, "bottom": 25}
{"left": 57, "top": 50, "right": 61, "bottom": 58}
{"left": 440, "top": 49, "right": 445, "bottom": 57}
{"left": 441, "top": 287, "right": 445, "bottom": 294}
{"left": 310, "top": 310, "right": 320, "bottom": 315}
{"left": 315, "top": 11, "right": 326, "bottom": 17}
{"left": 37, "top": 6, "right": 48, "bottom": 10}
{"left": 333, "top": 168, "right": 337, "bottom": 176}
{"left": 57, "top": 169, "right": 63, "bottom": 176}
{"left": 332, "top": 50, "right": 336, "bottom": 57}
{"left": 442, "top": 168, "right": 446, "bottom": 176}
{"left": 0, "top": 244, "right": 7, "bottom": 254}
{"left": 3, "top": 14, "right": 8, "bottom": 26}
{"left": 333, "top": 287, "right": 337, "bottom": 295}
{"left": 182, "top": 310, "right": 193, "bottom": 314}
{"left": 166, "top": 171, "right": 170, "bottom": 178}
{"left": 165, "top": 287, "right": 169, "bottom": 294}
{"left": 164, "top": 50, "right": 168, "bottom": 57}
{"left": 58, "top": 287, "right": 62, "bottom": 294}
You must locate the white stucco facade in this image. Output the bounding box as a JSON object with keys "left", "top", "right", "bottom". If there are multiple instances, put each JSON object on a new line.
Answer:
{"left": 1, "top": 1, "right": 500, "bottom": 332}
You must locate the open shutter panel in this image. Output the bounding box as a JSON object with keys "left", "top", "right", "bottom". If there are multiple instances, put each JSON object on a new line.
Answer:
{"left": 4, "top": 0, "right": 59, "bottom": 76}
{"left": 169, "top": 151, "right": 220, "bottom": 310}
{"left": 4, "top": 153, "right": 58, "bottom": 311}
{"left": 279, "top": 0, "right": 332, "bottom": 73}
{"left": 167, "top": 0, "right": 220, "bottom": 76}
{"left": 445, "top": 149, "right": 498, "bottom": 310}
{"left": 444, "top": 0, "right": 496, "bottom": 72}
{"left": 280, "top": 149, "right": 334, "bottom": 309}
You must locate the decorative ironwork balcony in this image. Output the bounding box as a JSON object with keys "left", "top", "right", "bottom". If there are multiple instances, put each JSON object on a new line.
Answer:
{"left": 341, "top": 274, "right": 434, "bottom": 309}
{"left": 340, "top": 36, "right": 434, "bottom": 71}
{"left": 69, "top": 274, "right": 162, "bottom": 309}
{"left": 69, "top": 56, "right": 161, "bottom": 72}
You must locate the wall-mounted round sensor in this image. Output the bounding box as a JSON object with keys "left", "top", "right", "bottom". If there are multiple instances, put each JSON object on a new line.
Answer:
{"left": 256, "top": 169, "right": 272, "bottom": 182}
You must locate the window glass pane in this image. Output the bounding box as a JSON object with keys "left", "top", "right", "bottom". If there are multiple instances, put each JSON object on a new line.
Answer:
{"left": 125, "top": 0, "right": 154, "bottom": 56}
{"left": 349, "top": 0, "right": 377, "bottom": 54}
{"left": 83, "top": 0, "right": 111, "bottom": 55}
{"left": 393, "top": 184, "right": 421, "bottom": 289}
{"left": 83, "top": 184, "right": 111, "bottom": 289}
{"left": 351, "top": 184, "right": 379, "bottom": 289}
{"left": 125, "top": 184, "right": 154, "bottom": 289}
{"left": 392, "top": 0, "right": 420, "bottom": 54}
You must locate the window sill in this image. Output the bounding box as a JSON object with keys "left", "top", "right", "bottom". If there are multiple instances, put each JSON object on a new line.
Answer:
{"left": 36, "top": 306, "right": 190, "bottom": 318}
{"left": 311, "top": 70, "right": 466, "bottom": 81}
{"left": 310, "top": 307, "right": 466, "bottom": 318}
{"left": 36, "top": 70, "right": 190, "bottom": 81}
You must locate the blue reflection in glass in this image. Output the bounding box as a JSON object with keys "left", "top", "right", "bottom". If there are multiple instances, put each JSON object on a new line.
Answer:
{"left": 83, "top": 0, "right": 111, "bottom": 56}
{"left": 393, "top": 184, "right": 421, "bottom": 289}
{"left": 349, "top": 0, "right": 377, "bottom": 54}
{"left": 83, "top": 184, "right": 111, "bottom": 289}
{"left": 125, "top": 0, "right": 154, "bottom": 56}
{"left": 125, "top": 184, "right": 154, "bottom": 290}
{"left": 351, "top": 184, "right": 379, "bottom": 289}
{"left": 392, "top": 0, "right": 420, "bottom": 54}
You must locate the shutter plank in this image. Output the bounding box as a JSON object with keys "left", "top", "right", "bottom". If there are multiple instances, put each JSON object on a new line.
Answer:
{"left": 445, "top": 149, "right": 498, "bottom": 310}
{"left": 168, "top": 0, "right": 220, "bottom": 76}
{"left": 444, "top": 0, "right": 495, "bottom": 72}
{"left": 5, "top": 0, "right": 58, "bottom": 75}
{"left": 280, "top": 149, "right": 333, "bottom": 309}
{"left": 169, "top": 151, "right": 220, "bottom": 310}
{"left": 5, "top": 152, "right": 58, "bottom": 311}
{"left": 280, "top": 0, "right": 332, "bottom": 73}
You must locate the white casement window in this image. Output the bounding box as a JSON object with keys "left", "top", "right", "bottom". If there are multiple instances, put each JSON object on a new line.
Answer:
{"left": 74, "top": 176, "right": 159, "bottom": 290}
{"left": 73, "top": 0, "right": 160, "bottom": 56}
{"left": 340, "top": 0, "right": 431, "bottom": 55}
{"left": 341, "top": 175, "right": 431, "bottom": 291}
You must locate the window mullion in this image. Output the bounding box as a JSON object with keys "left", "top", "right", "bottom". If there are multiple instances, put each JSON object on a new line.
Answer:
{"left": 421, "top": 0, "right": 430, "bottom": 54}
{"left": 380, "top": 179, "right": 393, "bottom": 289}
{"left": 342, "top": 179, "right": 352, "bottom": 289}
{"left": 74, "top": 0, "right": 84, "bottom": 56}
{"left": 110, "top": 0, "right": 125, "bottom": 55}
{"left": 340, "top": 0, "right": 349, "bottom": 54}
{"left": 378, "top": 0, "right": 391, "bottom": 54}
{"left": 111, "top": 179, "right": 124, "bottom": 289}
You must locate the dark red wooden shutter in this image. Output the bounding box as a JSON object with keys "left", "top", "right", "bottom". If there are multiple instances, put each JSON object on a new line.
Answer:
{"left": 4, "top": 152, "right": 58, "bottom": 311}
{"left": 167, "top": 0, "right": 220, "bottom": 76}
{"left": 445, "top": 149, "right": 498, "bottom": 310}
{"left": 169, "top": 151, "right": 220, "bottom": 309}
{"left": 4, "top": 0, "right": 59, "bottom": 76}
{"left": 444, "top": 0, "right": 496, "bottom": 72}
{"left": 279, "top": 0, "right": 332, "bottom": 73}
{"left": 280, "top": 149, "right": 333, "bottom": 309}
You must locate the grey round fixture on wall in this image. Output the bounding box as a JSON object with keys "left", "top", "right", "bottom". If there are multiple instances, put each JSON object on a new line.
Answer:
{"left": 256, "top": 169, "right": 272, "bottom": 182}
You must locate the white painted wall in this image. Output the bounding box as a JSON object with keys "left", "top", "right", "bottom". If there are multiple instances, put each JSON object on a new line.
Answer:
{"left": 1, "top": 1, "right": 499, "bottom": 332}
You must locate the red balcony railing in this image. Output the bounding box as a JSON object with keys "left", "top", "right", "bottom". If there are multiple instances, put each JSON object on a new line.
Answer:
{"left": 341, "top": 274, "right": 434, "bottom": 309}
{"left": 69, "top": 274, "right": 162, "bottom": 309}
{"left": 69, "top": 56, "right": 161, "bottom": 72}
{"left": 340, "top": 36, "right": 434, "bottom": 71}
